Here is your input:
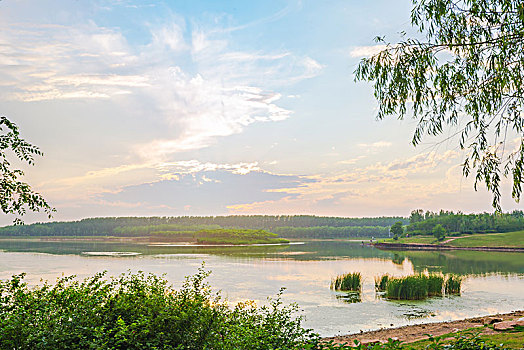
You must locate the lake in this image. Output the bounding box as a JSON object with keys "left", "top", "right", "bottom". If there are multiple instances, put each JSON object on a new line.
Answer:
{"left": 0, "top": 239, "right": 522, "bottom": 337}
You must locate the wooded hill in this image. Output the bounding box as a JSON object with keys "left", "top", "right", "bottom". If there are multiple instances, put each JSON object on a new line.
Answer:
{"left": 0, "top": 215, "right": 406, "bottom": 238}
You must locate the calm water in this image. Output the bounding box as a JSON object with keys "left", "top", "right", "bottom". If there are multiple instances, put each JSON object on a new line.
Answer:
{"left": 0, "top": 239, "right": 523, "bottom": 337}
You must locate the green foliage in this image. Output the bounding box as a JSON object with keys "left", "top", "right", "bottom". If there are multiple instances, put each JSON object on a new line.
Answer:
{"left": 274, "top": 225, "right": 391, "bottom": 239}
{"left": 406, "top": 209, "right": 524, "bottom": 236}
{"left": 316, "top": 332, "right": 513, "bottom": 349}
{"left": 0, "top": 116, "right": 54, "bottom": 223}
{"left": 424, "top": 331, "right": 508, "bottom": 350}
{"left": 330, "top": 272, "right": 362, "bottom": 292}
{"left": 432, "top": 224, "right": 446, "bottom": 241}
{"left": 386, "top": 275, "right": 429, "bottom": 300}
{"left": 355, "top": 1, "right": 524, "bottom": 210}
{"left": 390, "top": 222, "right": 404, "bottom": 237}
{"left": 447, "top": 230, "right": 524, "bottom": 248}
{"left": 427, "top": 274, "right": 444, "bottom": 296}
{"left": 0, "top": 215, "right": 407, "bottom": 238}
{"left": 383, "top": 273, "right": 459, "bottom": 300}
{"left": 195, "top": 228, "right": 289, "bottom": 245}
{"left": 0, "top": 268, "right": 320, "bottom": 349}
{"left": 445, "top": 274, "right": 462, "bottom": 295}
{"left": 374, "top": 274, "right": 389, "bottom": 292}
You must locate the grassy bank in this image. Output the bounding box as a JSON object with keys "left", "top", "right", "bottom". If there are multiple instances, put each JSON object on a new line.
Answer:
{"left": 447, "top": 230, "right": 524, "bottom": 248}
{"left": 378, "top": 230, "right": 524, "bottom": 249}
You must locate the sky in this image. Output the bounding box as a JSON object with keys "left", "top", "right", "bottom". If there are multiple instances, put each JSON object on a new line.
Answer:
{"left": 0, "top": 0, "right": 521, "bottom": 225}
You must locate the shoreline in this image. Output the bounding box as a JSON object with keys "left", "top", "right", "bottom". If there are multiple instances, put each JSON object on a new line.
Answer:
{"left": 373, "top": 242, "right": 524, "bottom": 252}
{"left": 322, "top": 310, "right": 524, "bottom": 345}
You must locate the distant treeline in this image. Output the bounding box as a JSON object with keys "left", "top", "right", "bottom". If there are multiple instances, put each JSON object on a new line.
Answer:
{"left": 273, "top": 226, "right": 389, "bottom": 238}
{"left": 0, "top": 215, "right": 406, "bottom": 238}
{"left": 407, "top": 209, "right": 524, "bottom": 235}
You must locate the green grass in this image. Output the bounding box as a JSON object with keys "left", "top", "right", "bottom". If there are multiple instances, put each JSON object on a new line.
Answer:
{"left": 330, "top": 272, "right": 362, "bottom": 292}
{"left": 386, "top": 275, "right": 429, "bottom": 300}
{"left": 380, "top": 235, "right": 438, "bottom": 244}
{"left": 427, "top": 274, "right": 444, "bottom": 296}
{"left": 194, "top": 228, "right": 289, "bottom": 245}
{"left": 445, "top": 274, "right": 462, "bottom": 294}
{"left": 407, "top": 327, "right": 524, "bottom": 349}
{"left": 447, "top": 230, "right": 524, "bottom": 248}
{"left": 374, "top": 274, "right": 389, "bottom": 291}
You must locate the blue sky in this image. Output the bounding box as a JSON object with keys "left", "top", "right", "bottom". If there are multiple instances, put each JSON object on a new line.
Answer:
{"left": 0, "top": 0, "right": 519, "bottom": 224}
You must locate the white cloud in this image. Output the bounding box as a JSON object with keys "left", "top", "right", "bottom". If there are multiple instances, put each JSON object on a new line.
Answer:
{"left": 349, "top": 45, "right": 387, "bottom": 58}
{"left": 0, "top": 15, "right": 324, "bottom": 160}
{"left": 357, "top": 141, "right": 392, "bottom": 149}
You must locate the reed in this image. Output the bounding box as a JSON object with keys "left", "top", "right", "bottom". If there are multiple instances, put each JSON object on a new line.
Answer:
{"left": 374, "top": 274, "right": 389, "bottom": 291}
{"left": 427, "top": 273, "right": 444, "bottom": 296}
{"left": 385, "top": 275, "right": 428, "bottom": 300}
{"left": 330, "top": 272, "right": 362, "bottom": 292}
{"left": 445, "top": 274, "right": 462, "bottom": 294}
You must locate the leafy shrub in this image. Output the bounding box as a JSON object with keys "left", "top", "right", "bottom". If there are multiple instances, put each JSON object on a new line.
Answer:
{"left": 0, "top": 267, "right": 318, "bottom": 349}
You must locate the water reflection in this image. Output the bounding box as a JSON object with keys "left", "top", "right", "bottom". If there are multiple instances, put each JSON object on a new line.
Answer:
{"left": 0, "top": 238, "right": 522, "bottom": 336}
{"left": 334, "top": 291, "right": 362, "bottom": 304}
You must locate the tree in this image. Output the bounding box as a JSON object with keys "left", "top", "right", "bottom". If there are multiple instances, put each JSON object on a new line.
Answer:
{"left": 355, "top": 0, "right": 524, "bottom": 210}
{"left": 390, "top": 221, "right": 404, "bottom": 238}
{"left": 0, "top": 116, "right": 54, "bottom": 223}
{"left": 409, "top": 209, "right": 424, "bottom": 224}
{"left": 432, "top": 224, "right": 446, "bottom": 241}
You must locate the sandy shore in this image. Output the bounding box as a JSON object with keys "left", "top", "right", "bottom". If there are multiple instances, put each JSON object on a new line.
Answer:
{"left": 322, "top": 310, "right": 524, "bottom": 345}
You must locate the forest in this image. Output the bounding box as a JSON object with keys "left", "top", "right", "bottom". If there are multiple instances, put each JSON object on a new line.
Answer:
{"left": 0, "top": 215, "right": 405, "bottom": 238}
{"left": 407, "top": 210, "right": 524, "bottom": 235}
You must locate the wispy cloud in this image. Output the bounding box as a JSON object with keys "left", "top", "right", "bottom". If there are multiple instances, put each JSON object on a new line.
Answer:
{"left": 349, "top": 45, "right": 387, "bottom": 58}
{"left": 358, "top": 141, "right": 392, "bottom": 149}
{"left": 0, "top": 12, "right": 322, "bottom": 161}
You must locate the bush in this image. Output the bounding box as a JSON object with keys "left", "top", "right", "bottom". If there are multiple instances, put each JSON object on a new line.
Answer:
{"left": 0, "top": 267, "right": 319, "bottom": 349}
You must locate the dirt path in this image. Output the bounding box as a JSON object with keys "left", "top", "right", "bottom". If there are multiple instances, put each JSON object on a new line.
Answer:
{"left": 322, "top": 310, "right": 524, "bottom": 346}
{"left": 440, "top": 237, "right": 460, "bottom": 244}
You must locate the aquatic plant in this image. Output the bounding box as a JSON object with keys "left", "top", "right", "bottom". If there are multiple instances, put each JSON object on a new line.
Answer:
{"left": 445, "top": 274, "right": 462, "bottom": 294}
{"left": 427, "top": 273, "right": 444, "bottom": 296}
{"left": 385, "top": 275, "right": 428, "bottom": 300}
{"left": 330, "top": 272, "right": 362, "bottom": 292}
{"left": 374, "top": 274, "right": 389, "bottom": 291}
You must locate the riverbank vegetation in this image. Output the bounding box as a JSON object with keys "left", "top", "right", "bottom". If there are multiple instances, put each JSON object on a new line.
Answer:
{"left": 445, "top": 275, "right": 462, "bottom": 295}
{"left": 447, "top": 231, "right": 524, "bottom": 248}
{"left": 380, "top": 231, "right": 524, "bottom": 249}
{"left": 0, "top": 268, "right": 320, "bottom": 349}
{"left": 407, "top": 210, "right": 524, "bottom": 236}
{"left": 375, "top": 273, "right": 460, "bottom": 300}
{"left": 374, "top": 274, "right": 389, "bottom": 292}
{"left": 330, "top": 272, "right": 362, "bottom": 292}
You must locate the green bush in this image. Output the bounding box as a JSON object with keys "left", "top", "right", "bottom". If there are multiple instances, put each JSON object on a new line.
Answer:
{"left": 0, "top": 267, "right": 318, "bottom": 349}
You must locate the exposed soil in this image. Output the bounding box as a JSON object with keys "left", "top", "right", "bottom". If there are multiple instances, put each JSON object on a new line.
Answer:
{"left": 322, "top": 310, "right": 524, "bottom": 346}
